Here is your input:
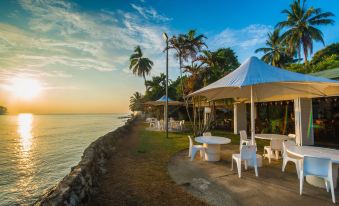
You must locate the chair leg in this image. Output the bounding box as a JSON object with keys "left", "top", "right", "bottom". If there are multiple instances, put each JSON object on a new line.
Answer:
{"left": 254, "top": 164, "right": 258, "bottom": 177}
{"left": 231, "top": 157, "right": 234, "bottom": 171}
{"left": 236, "top": 159, "right": 241, "bottom": 178}
{"left": 329, "top": 179, "right": 336, "bottom": 203}
{"left": 300, "top": 175, "right": 304, "bottom": 195}
{"left": 282, "top": 159, "right": 287, "bottom": 172}
{"left": 295, "top": 161, "right": 300, "bottom": 179}
{"left": 199, "top": 150, "right": 205, "bottom": 160}
{"left": 188, "top": 147, "right": 191, "bottom": 157}
{"left": 325, "top": 180, "right": 329, "bottom": 192}
{"left": 268, "top": 149, "right": 271, "bottom": 164}
{"left": 191, "top": 148, "right": 197, "bottom": 161}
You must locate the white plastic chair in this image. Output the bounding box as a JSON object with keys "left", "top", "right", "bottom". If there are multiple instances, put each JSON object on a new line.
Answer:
{"left": 282, "top": 140, "right": 301, "bottom": 178}
{"left": 263, "top": 139, "right": 283, "bottom": 164}
{"left": 288, "top": 133, "right": 296, "bottom": 139}
{"left": 240, "top": 130, "right": 251, "bottom": 146}
{"left": 187, "top": 136, "right": 205, "bottom": 161}
{"left": 231, "top": 145, "right": 258, "bottom": 178}
{"left": 203, "top": 132, "right": 212, "bottom": 136}
{"left": 300, "top": 156, "right": 335, "bottom": 203}
{"left": 179, "top": 120, "right": 185, "bottom": 131}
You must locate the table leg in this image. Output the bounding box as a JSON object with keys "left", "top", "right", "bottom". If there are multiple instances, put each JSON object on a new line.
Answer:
{"left": 203, "top": 144, "right": 221, "bottom": 161}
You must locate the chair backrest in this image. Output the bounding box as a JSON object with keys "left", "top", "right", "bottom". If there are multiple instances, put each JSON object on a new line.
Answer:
{"left": 203, "top": 132, "right": 212, "bottom": 136}
{"left": 288, "top": 133, "right": 296, "bottom": 138}
{"left": 282, "top": 140, "right": 295, "bottom": 157}
{"left": 239, "top": 130, "right": 248, "bottom": 141}
{"left": 303, "top": 156, "right": 332, "bottom": 177}
{"left": 187, "top": 136, "right": 193, "bottom": 148}
{"left": 240, "top": 145, "right": 257, "bottom": 160}
{"left": 270, "top": 139, "right": 283, "bottom": 150}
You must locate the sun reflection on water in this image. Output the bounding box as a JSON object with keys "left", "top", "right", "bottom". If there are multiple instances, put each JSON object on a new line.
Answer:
{"left": 17, "top": 113, "right": 33, "bottom": 153}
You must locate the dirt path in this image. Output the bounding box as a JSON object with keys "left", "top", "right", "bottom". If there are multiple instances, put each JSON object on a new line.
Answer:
{"left": 89, "top": 123, "right": 207, "bottom": 206}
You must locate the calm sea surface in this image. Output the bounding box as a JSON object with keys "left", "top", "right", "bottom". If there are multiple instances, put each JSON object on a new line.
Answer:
{"left": 0, "top": 114, "right": 128, "bottom": 205}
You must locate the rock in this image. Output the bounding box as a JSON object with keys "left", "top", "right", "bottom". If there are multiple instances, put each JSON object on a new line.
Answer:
{"left": 33, "top": 117, "right": 137, "bottom": 206}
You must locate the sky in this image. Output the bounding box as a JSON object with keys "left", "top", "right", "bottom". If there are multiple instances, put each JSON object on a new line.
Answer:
{"left": 0, "top": 0, "right": 338, "bottom": 114}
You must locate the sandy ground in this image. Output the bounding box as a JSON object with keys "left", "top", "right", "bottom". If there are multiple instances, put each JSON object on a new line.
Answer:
{"left": 89, "top": 123, "right": 208, "bottom": 206}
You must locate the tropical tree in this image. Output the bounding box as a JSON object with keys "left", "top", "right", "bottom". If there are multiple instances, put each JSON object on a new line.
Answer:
{"left": 196, "top": 48, "right": 239, "bottom": 85}
{"left": 0, "top": 106, "right": 7, "bottom": 115}
{"left": 276, "top": 0, "right": 334, "bottom": 63}
{"left": 129, "top": 46, "right": 153, "bottom": 88}
{"left": 255, "top": 29, "right": 293, "bottom": 67}
{"left": 183, "top": 63, "right": 204, "bottom": 94}
{"left": 144, "top": 73, "right": 167, "bottom": 100}
{"left": 167, "top": 30, "right": 206, "bottom": 96}
{"left": 311, "top": 43, "right": 339, "bottom": 65}
{"left": 129, "top": 92, "right": 144, "bottom": 112}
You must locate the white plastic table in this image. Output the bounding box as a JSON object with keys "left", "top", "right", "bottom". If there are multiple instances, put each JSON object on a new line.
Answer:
{"left": 255, "top": 134, "right": 292, "bottom": 141}
{"left": 195, "top": 136, "right": 231, "bottom": 161}
{"left": 255, "top": 134, "right": 292, "bottom": 160}
{"left": 287, "top": 146, "right": 339, "bottom": 188}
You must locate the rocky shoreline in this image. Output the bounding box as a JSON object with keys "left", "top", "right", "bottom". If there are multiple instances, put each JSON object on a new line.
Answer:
{"left": 34, "top": 117, "right": 137, "bottom": 206}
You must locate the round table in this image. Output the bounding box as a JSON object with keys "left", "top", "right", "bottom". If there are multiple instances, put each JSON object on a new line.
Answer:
{"left": 195, "top": 136, "right": 231, "bottom": 161}
{"left": 255, "top": 134, "right": 292, "bottom": 141}
{"left": 287, "top": 146, "right": 339, "bottom": 188}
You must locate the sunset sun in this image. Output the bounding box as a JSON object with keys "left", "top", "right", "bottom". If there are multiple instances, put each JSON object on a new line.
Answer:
{"left": 8, "top": 77, "right": 43, "bottom": 100}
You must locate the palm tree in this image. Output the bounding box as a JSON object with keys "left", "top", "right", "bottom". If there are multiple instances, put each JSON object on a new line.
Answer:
{"left": 196, "top": 48, "right": 239, "bottom": 85}
{"left": 129, "top": 46, "right": 154, "bottom": 88}
{"left": 276, "top": 0, "right": 334, "bottom": 63}
{"left": 255, "top": 29, "right": 291, "bottom": 67}
{"left": 183, "top": 63, "right": 204, "bottom": 93}
{"left": 167, "top": 30, "right": 206, "bottom": 96}
{"left": 129, "top": 92, "right": 143, "bottom": 112}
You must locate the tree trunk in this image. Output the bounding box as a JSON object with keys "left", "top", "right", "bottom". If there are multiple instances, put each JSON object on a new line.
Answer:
{"left": 143, "top": 73, "right": 147, "bottom": 90}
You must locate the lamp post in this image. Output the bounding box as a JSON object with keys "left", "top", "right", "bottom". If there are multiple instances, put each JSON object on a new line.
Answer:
{"left": 163, "top": 32, "right": 169, "bottom": 139}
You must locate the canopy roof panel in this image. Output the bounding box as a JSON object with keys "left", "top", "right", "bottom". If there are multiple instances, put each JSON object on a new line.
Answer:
{"left": 188, "top": 57, "right": 339, "bottom": 101}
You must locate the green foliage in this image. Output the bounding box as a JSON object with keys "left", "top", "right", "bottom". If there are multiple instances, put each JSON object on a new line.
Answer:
{"left": 255, "top": 29, "right": 295, "bottom": 68}
{"left": 129, "top": 46, "right": 153, "bottom": 86}
{"left": 285, "top": 63, "right": 308, "bottom": 73}
{"left": 194, "top": 47, "right": 240, "bottom": 86}
{"left": 0, "top": 106, "right": 7, "bottom": 115}
{"left": 311, "top": 43, "right": 339, "bottom": 65}
{"left": 311, "top": 54, "right": 339, "bottom": 73}
{"left": 276, "top": 0, "right": 335, "bottom": 62}
{"left": 129, "top": 92, "right": 144, "bottom": 112}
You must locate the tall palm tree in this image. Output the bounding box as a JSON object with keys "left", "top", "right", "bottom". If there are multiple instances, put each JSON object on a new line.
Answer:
{"left": 129, "top": 46, "right": 154, "bottom": 88}
{"left": 255, "top": 29, "right": 291, "bottom": 67}
{"left": 276, "top": 0, "right": 334, "bottom": 63}
{"left": 129, "top": 92, "right": 143, "bottom": 112}
{"left": 167, "top": 30, "right": 206, "bottom": 96}
{"left": 196, "top": 48, "right": 239, "bottom": 85}
{"left": 183, "top": 63, "right": 204, "bottom": 93}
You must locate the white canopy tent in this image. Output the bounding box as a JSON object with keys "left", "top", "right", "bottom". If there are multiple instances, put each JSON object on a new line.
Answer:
{"left": 188, "top": 56, "right": 339, "bottom": 144}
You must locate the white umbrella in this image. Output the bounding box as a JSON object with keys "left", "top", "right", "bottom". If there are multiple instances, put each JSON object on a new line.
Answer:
{"left": 188, "top": 56, "right": 339, "bottom": 143}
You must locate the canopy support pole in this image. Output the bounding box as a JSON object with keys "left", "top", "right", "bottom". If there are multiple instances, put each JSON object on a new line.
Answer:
{"left": 251, "top": 86, "right": 255, "bottom": 145}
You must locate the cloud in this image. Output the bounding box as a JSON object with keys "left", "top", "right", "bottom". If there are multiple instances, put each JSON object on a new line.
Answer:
{"left": 0, "top": 0, "right": 172, "bottom": 85}
{"left": 130, "top": 4, "right": 172, "bottom": 22}
{"left": 209, "top": 24, "right": 273, "bottom": 61}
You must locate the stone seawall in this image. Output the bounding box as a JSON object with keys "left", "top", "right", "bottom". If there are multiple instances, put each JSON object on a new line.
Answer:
{"left": 34, "top": 117, "right": 137, "bottom": 206}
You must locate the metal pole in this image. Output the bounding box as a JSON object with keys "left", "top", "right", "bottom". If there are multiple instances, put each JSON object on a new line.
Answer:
{"left": 165, "top": 34, "right": 169, "bottom": 139}
{"left": 251, "top": 86, "right": 255, "bottom": 144}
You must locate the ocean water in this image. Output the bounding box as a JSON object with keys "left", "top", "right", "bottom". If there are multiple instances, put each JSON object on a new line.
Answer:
{"left": 0, "top": 114, "right": 128, "bottom": 205}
